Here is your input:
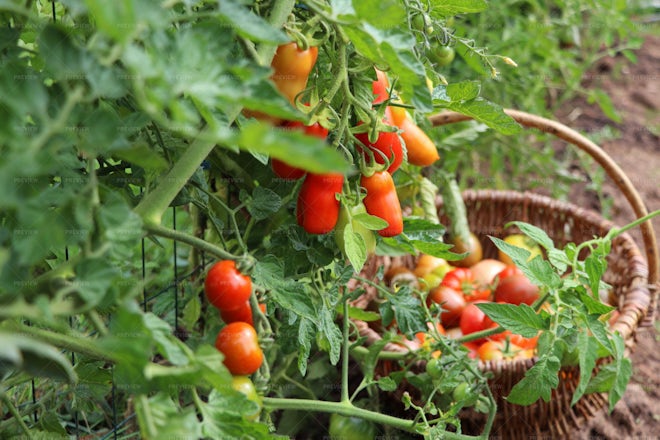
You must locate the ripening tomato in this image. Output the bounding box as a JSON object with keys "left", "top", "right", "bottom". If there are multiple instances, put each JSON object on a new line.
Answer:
{"left": 494, "top": 274, "right": 540, "bottom": 306}
{"left": 477, "top": 340, "right": 535, "bottom": 362}
{"left": 398, "top": 117, "right": 439, "bottom": 167}
{"left": 271, "top": 42, "right": 319, "bottom": 105}
{"left": 490, "top": 330, "right": 539, "bottom": 350}
{"left": 470, "top": 259, "right": 507, "bottom": 288}
{"left": 220, "top": 301, "right": 253, "bottom": 326}
{"left": 297, "top": 173, "right": 344, "bottom": 234}
{"left": 231, "top": 376, "right": 262, "bottom": 420}
{"left": 459, "top": 301, "right": 497, "bottom": 340}
{"left": 441, "top": 268, "right": 491, "bottom": 302}
{"left": 451, "top": 232, "right": 483, "bottom": 268}
{"left": 355, "top": 107, "right": 404, "bottom": 174}
{"left": 205, "top": 260, "right": 252, "bottom": 311}
{"left": 495, "top": 264, "right": 524, "bottom": 281}
{"left": 360, "top": 170, "right": 403, "bottom": 237}
{"left": 271, "top": 159, "right": 306, "bottom": 180}
{"left": 215, "top": 322, "right": 263, "bottom": 375}
{"left": 372, "top": 69, "right": 390, "bottom": 105}
{"left": 428, "top": 285, "right": 466, "bottom": 327}
{"left": 414, "top": 254, "right": 449, "bottom": 278}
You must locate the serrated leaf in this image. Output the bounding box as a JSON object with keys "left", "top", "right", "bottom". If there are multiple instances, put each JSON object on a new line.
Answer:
{"left": 571, "top": 331, "right": 599, "bottom": 406}
{"left": 584, "top": 314, "right": 612, "bottom": 351}
{"left": 490, "top": 236, "right": 561, "bottom": 288}
{"left": 113, "top": 144, "right": 169, "bottom": 172}
{"left": 345, "top": 306, "right": 380, "bottom": 322}
{"left": 506, "top": 221, "right": 555, "bottom": 250}
{"left": 353, "top": 212, "right": 388, "bottom": 230}
{"left": 585, "top": 253, "right": 607, "bottom": 297}
{"left": 476, "top": 303, "right": 546, "bottom": 337}
{"left": 446, "top": 81, "right": 481, "bottom": 101}
{"left": 0, "top": 332, "right": 77, "bottom": 383}
{"left": 506, "top": 355, "right": 560, "bottom": 405}
{"left": 143, "top": 313, "right": 188, "bottom": 366}
{"left": 343, "top": 223, "right": 368, "bottom": 273}
{"left": 377, "top": 376, "right": 398, "bottom": 392}
{"left": 297, "top": 318, "right": 314, "bottom": 376}
{"left": 316, "top": 305, "right": 342, "bottom": 365}
{"left": 547, "top": 248, "right": 570, "bottom": 273}
{"left": 218, "top": 0, "right": 288, "bottom": 43}
{"left": 578, "top": 290, "right": 615, "bottom": 315}
{"left": 387, "top": 289, "right": 427, "bottom": 338}
{"left": 245, "top": 186, "right": 281, "bottom": 221}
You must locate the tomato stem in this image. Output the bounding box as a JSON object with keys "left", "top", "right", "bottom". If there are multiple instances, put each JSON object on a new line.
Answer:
{"left": 341, "top": 291, "right": 350, "bottom": 403}
{"left": 144, "top": 223, "right": 241, "bottom": 262}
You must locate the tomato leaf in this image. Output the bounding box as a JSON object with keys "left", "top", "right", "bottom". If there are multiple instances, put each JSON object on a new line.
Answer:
{"left": 377, "top": 376, "right": 398, "bottom": 392}
{"left": 241, "top": 187, "right": 282, "bottom": 221}
{"left": 476, "top": 302, "right": 547, "bottom": 337}
{"left": 429, "top": 0, "right": 488, "bottom": 16}
{"left": 490, "top": 236, "right": 562, "bottom": 289}
{"left": 506, "top": 355, "right": 561, "bottom": 405}
{"left": 505, "top": 221, "right": 555, "bottom": 251}
{"left": 342, "top": 222, "right": 368, "bottom": 273}
{"left": 571, "top": 331, "right": 600, "bottom": 406}
{"left": 345, "top": 306, "right": 381, "bottom": 322}
{"left": 384, "top": 287, "right": 427, "bottom": 338}
{"left": 0, "top": 332, "right": 77, "bottom": 383}
{"left": 218, "top": 0, "right": 288, "bottom": 44}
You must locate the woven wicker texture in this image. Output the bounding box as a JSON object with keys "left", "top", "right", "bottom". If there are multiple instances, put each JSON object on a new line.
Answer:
{"left": 350, "top": 110, "right": 658, "bottom": 438}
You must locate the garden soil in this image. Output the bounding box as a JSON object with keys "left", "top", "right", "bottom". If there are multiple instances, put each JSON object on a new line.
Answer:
{"left": 553, "top": 34, "right": 660, "bottom": 439}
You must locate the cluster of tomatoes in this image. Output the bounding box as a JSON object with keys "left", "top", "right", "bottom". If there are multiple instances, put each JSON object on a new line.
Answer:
{"left": 388, "top": 234, "right": 544, "bottom": 363}
{"left": 259, "top": 41, "right": 440, "bottom": 241}
{"left": 204, "top": 260, "right": 263, "bottom": 417}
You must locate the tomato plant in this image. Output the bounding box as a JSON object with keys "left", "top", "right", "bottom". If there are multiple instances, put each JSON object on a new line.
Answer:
{"left": 0, "top": 1, "right": 651, "bottom": 439}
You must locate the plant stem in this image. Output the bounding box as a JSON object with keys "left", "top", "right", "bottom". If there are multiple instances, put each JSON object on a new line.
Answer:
{"left": 0, "top": 391, "right": 31, "bottom": 435}
{"left": 608, "top": 209, "right": 660, "bottom": 239}
{"left": 133, "top": 133, "right": 216, "bottom": 226}
{"left": 341, "top": 292, "right": 350, "bottom": 403}
{"left": 262, "top": 397, "right": 417, "bottom": 433}
{"left": 8, "top": 322, "right": 115, "bottom": 363}
{"left": 144, "top": 223, "right": 242, "bottom": 262}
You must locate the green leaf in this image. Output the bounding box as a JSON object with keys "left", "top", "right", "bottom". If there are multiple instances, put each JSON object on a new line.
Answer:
{"left": 361, "top": 337, "right": 391, "bottom": 383}
{"left": 343, "top": 223, "right": 368, "bottom": 273}
{"left": 316, "top": 304, "right": 342, "bottom": 365}
{"left": 386, "top": 288, "right": 427, "bottom": 338}
{"left": 143, "top": 313, "right": 188, "bottom": 366}
{"left": 506, "top": 221, "right": 555, "bottom": 251}
{"left": 218, "top": 0, "right": 288, "bottom": 43}
{"left": 547, "top": 248, "right": 570, "bottom": 273}
{"left": 297, "top": 318, "right": 315, "bottom": 376}
{"left": 113, "top": 144, "right": 169, "bottom": 173}
{"left": 578, "top": 290, "right": 615, "bottom": 316}
{"left": 506, "top": 355, "right": 561, "bottom": 405}
{"left": 446, "top": 81, "right": 481, "bottom": 101}
{"left": 377, "top": 376, "right": 398, "bottom": 392}
{"left": 354, "top": 0, "right": 406, "bottom": 29}
{"left": 429, "top": 0, "right": 488, "bottom": 16}
{"left": 490, "top": 237, "right": 561, "bottom": 289}
{"left": 584, "top": 314, "right": 612, "bottom": 352}
{"left": 585, "top": 253, "right": 607, "bottom": 298}
{"left": 243, "top": 186, "right": 282, "bottom": 221}
{"left": 232, "top": 122, "right": 348, "bottom": 174}
{"left": 571, "top": 331, "right": 600, "bottom": 406}
{"left": 0, "top": 332, "right": 77, "bottom": 383}
{"left": 345, "top": 306, "right": 380, "bottom": 322}
{"left": 587, "top": 89, "right": 622, "bottom": 123}
{"left": 135, "top": 393, "right": 203, "bottom": 439}
{"left": 353, "top": 212, "right": 388, "bottom": 230}
{"left": 476, "top": 303, "right": 546, "bottom": 337}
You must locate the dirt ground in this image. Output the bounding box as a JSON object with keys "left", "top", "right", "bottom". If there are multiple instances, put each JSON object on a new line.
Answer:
{"left": 554, "top": 34, "right": 660, "bottom": 439}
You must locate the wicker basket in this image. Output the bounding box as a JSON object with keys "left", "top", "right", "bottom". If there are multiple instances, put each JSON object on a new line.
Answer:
{"left": 351, "top": 110, "right": 659, "bottom": 438}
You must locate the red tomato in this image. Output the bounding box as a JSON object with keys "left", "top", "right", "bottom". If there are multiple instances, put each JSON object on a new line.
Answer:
{"left": 355, "top": 107, "right": 404, "bottom": 174}
{"left": 490, "top": 330, "right": 539, "bottom": 350}
{"left": 477, "top": 340, "right": 534, "bottom": 362}
{"left": 428, "top": 285, "right": 466, "bottom": 327}
{"left": 462, "top": 341, "right": 480, "bottom": 359}
{"left": 494, "top": 274, "right": 540, "bottom": 306}
{"left": 360, "top": 170, "right": 403, "bottom": 237}
{"left": 215, "top": 322, "right": 264, "bottom": 375}
{"left": 495, "top": 264, "right": 524, "bottom": 281}
{"left": 205, "top": 260, "right": 252, "bottom": 311}
{"left": 459, "top": 301, "right": 497, "bottom": 340}
{"left": 271, "top": 159, "right": 306, "bottom": 180}
{"left": 220, "top": 301, "right": 253, "bottom": 326}
{"left": 441, "top": 268, "right": 491, "bottom": 302}
{"left": 470, "top": 259, "right": 506, "bottom": 287}
{"left": 296, "top": 173, "right": 344, "bottom": 234}
{"left": 372, "top": 69, "right": 390, "bottom": 105}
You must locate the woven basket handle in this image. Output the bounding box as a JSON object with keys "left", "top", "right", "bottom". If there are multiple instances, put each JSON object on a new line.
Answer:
{"left": 429, "top": 109, "right": 659, "bottom": 322}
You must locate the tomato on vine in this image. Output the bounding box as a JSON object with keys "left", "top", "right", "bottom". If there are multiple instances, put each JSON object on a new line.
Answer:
{"left": 355, "top": 109, "right": 404, "bottom": 175}
{"left": 215, "top": 322, "right": 263, "bottom": 376}
{"left": 219, "top": 301, "right": 253, "bottom": 326}
{"left": 231, "top": 376, "right": 262, "bottom": 420}
{"left": 270, "top": 42, "right": 319, "bottom": 105}
{"left": 205, "top": 260, "right": 252, "bottom": 311}
{"left": 328, "top": 413, "right": 376, "bottom": 440}
{"left": 360, "top": 170, "right": 403, "bottom": 237}
{"left": 428, "top": 285, "right": 466, "bottom": 327}
{"left": 296, "top": 173, "right": 344, "bottom": 234}
{"left": 459, "top": 301, "right": 497, "bottom": 341}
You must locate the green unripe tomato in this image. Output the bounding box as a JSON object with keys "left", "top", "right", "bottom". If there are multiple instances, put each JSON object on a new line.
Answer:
{"left": 231, "top": 376, "right": 262, "bottom": 420}
{"left": 328, "top": 413, "right": 376, "bottom": 440}
{"left": 429, "top": 45, "right": 455, "bottom": 67}
{"left": 335, "top": 202, "right": 377, "bottom": 257}
{"left": 426, "top": 358, "right": 443, "bottom": 380}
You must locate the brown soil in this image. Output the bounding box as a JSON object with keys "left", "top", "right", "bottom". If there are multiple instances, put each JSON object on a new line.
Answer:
{"left": 554, "top": 34, "right": 660, "bottom": 439}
